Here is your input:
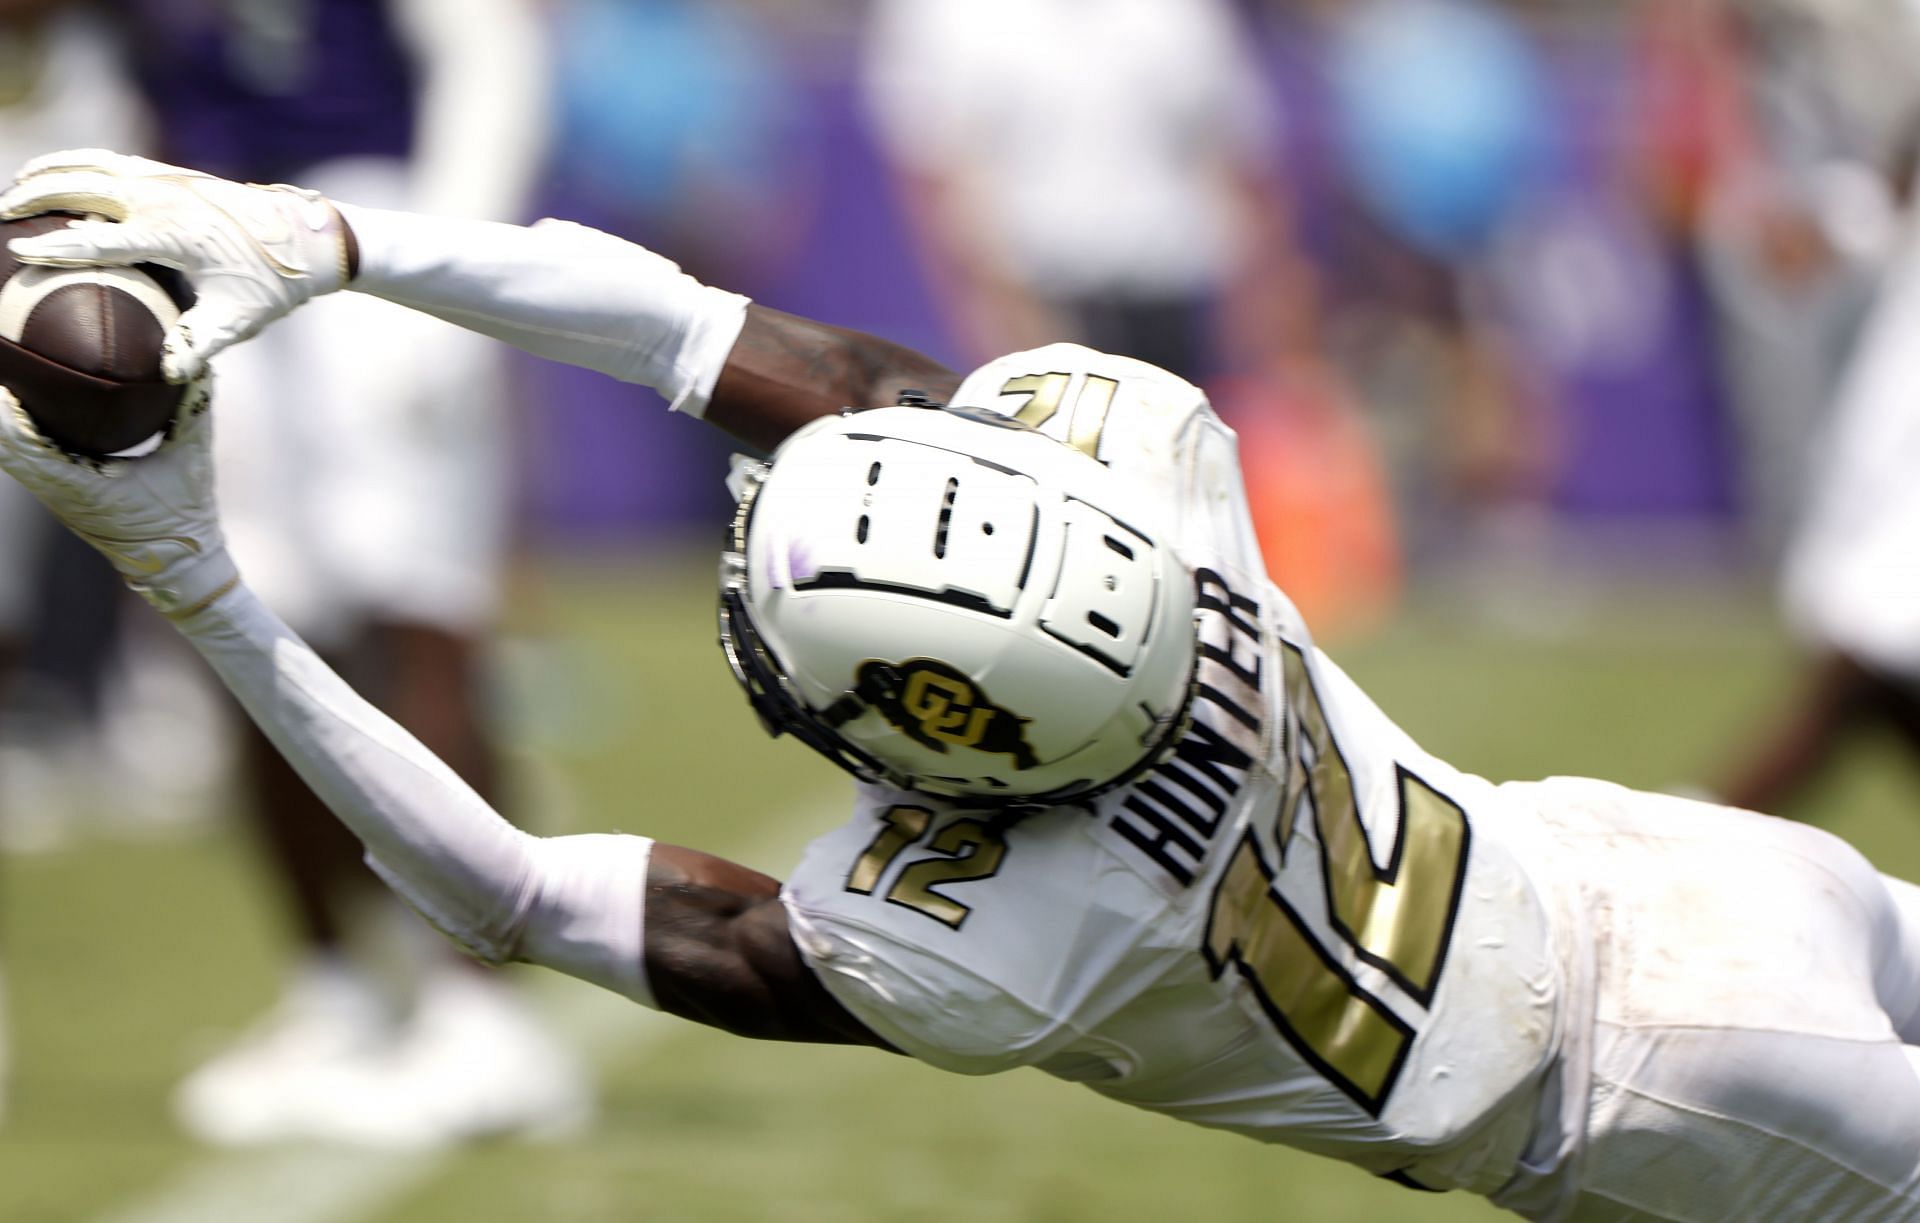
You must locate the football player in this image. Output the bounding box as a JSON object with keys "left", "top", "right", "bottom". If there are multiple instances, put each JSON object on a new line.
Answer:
{"left": 109, "top": 0, "right": 586, "bottom": 1146}
{"left": 4, "top": 151, "right": 1920, "bottom": 1220}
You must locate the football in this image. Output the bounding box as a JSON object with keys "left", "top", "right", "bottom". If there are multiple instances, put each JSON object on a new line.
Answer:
{"left": 0, "top": 212, "right": 196, "bottom": 457}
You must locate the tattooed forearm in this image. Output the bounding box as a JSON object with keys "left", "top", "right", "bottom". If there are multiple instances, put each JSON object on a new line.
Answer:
{"left": 705, "top": 305, "right": 961, "bottom": 452}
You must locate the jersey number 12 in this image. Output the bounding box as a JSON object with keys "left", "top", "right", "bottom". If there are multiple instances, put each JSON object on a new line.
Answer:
{"left": 1202, "top": 642, "right": 1471, "bottom": 1116}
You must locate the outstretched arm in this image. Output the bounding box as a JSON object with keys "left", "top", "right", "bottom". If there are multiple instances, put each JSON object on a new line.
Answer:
{"left": 0, "top": 153, "right": 959, "bottom": 453}
{"left": 333, "top": 204, "right": 959, "bottom": 452}
{"left": 182, "top": 575, "right": 890, "bottom": 1047}
{"left": 706, "top": 306, "right": 960, "bottom": 452}
{"left": 645, "top": 844, "right": 886, "bottom": 1044}
{"left": 0, "top": 386, "right": 890, "bottom": 1051}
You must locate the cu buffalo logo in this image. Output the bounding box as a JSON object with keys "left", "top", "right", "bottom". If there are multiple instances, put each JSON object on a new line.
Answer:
{"left": 855, "top": 659, "right": 1039, "bottom": 771}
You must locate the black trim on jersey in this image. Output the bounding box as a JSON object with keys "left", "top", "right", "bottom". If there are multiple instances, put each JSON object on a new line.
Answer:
{"left": 1193, "top": 567, "right": 1261, "bottom": 638}
{"left": 1199, "top": 640, "right": 1261, "bottom": 690}
{"left": 1394, "top": 765, "right": 1473, "bottom": 1008}
{"left": 1195, "top": 682, "right": 1260, "bottom": 733}
{"left": 879, "top": 815, "right": 1008, "bottom": 931}
{"left": 1112, "top": 789, "right": 1206, "bottom": 887}
{"left": 1307, "top": 764, "right": 1473, "bottom": 1009}
{"left": 1108, "top": 716, "right": 1257, "bottom": 888}
{"left": 1128, "top": 777, "right": 1223, "bottom": 837}
{"left": 1166, "top": 718, "right": 1254, "bottom": 799}
{"left": 1278, "top": 639, "right": 1470, "bottom": 1008}
{"left": 1201, "top": 830, "right": 1417, "bottom": 1117}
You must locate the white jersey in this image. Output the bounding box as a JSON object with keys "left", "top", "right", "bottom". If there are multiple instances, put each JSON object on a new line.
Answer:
{"left": 862, "top": 0, "right": 1278, "bottom": 298}
{"left": 782, "top": 346, "right": 1565, "bottom": 1193}
{"left": 1782, "top": 213, "right": 1920, "bottom": 678}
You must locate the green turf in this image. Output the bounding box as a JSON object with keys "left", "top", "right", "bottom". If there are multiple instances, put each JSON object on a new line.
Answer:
{"left": 5, "top": 553, "right": 1917, "bottom": 1222}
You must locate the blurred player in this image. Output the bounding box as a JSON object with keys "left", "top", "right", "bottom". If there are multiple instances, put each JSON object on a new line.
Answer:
{"left": 1715, "top": 201, "right": 1920, "bottom": 817}
{"left": 0, "top": 0, "right": 151, "bottom": 1121}
{"left": 1312, "top": 0, "right": 1558, "bottom": 561}
{"left": 1653, "top": 0, "right": 1920, "bottom": 559}
{"left": 1680, "top": 0, "right": 1920, "bottom": 819}
{"left": 861, "top": 0, "right": 1290, "bottom": 381}
{"left": 861, "top": 0, "right": 1403, "bottom": 638}
{"left": 104, "top": 0, "right": 586, "bottom": 1145}
{"left": 11, "top": 153, "right": 1920, "bottom": 1219}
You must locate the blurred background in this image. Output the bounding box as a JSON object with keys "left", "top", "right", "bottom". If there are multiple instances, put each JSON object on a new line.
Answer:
{"left": 2, "top": 0, "right": 1920, "bottom": 1218}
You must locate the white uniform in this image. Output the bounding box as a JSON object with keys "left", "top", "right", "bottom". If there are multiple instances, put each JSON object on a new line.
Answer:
{"left": 782, "top": 346, "right": 1920, "bottom": 1220}
{"left": 1783, "top": 212, "right": 1920, "bottom": 677}
{"left": 1734, "top": 0, "right": 1920, "bottom": 668}
{"left": 213, "top": 158, "right": 512, "bottom": 645}
{"left": 210, "top": 0, "right": 550, "bottom": 646}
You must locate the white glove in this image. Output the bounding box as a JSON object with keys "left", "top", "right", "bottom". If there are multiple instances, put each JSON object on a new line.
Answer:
{"left": 0, "top": 377, "right": 237, "bottom": 620}
{"left": 0, "top": 148, "right": 353, "bottom": 383}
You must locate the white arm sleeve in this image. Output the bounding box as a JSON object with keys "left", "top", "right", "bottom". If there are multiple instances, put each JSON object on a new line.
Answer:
{"left": 335, "top": 202, "right": 749, "bottom": 417}
{"left": 176, "top": 582, "right": 655, "bottom": 1007}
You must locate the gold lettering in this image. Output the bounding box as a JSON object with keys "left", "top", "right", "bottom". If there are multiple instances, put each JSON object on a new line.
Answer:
{"left": 903, "top": 671, "right": 995, "bottom": 747}
{"left": 1324, "top": 770, "right": 1468, "bottom": 1000}
{"left": 999, "top": 373, "right": 1071, "bottom": 429}
{"left": 1206, "top": 835, "right": 1408, "bottom": 1107}
{"left": 844, "top": 808, "right": 1010, "bottom": 930}
{"left": 998, "top": 372, "right": 1117, "bottom": 460}
{"left": 1205, "top": 643, "right": 1472, "bottom": 1113}
{"left": 1066, "top": 375, "right": 1118, "bottom": 459}
{"left": 891, "top": 818, "right": 1010, "bottom": 929}
{"left": 847, "top": 805, "right": 933, "bottom": 896}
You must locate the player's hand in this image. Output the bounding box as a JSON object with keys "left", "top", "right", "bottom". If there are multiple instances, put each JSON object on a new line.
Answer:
{"left": 0, "top": 148, "right": 353, "bottom": 383}
{"left": 0, "top": 378, "right": 238, "bottom": 619}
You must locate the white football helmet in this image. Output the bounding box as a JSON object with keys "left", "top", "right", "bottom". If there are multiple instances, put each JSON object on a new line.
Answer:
{"left": 718, "top": 403, "right": 1198, "bottom": 803}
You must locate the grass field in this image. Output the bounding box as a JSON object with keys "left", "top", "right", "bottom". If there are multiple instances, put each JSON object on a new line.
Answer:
{"left": 6, "top": 549, "right": 1920, "bottom": 1222}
